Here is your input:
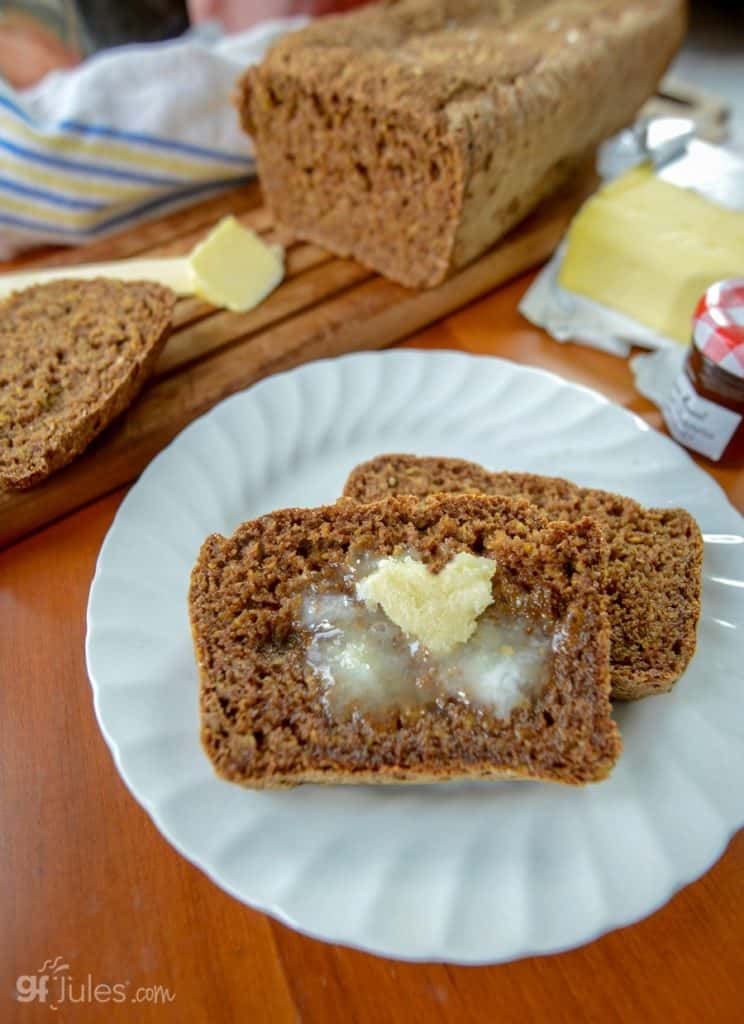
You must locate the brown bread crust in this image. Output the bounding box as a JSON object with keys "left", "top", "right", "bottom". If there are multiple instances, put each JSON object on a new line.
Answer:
{"left": 343, "top": 455, "right": 704, "bottom": 700}
{"left": 0, "top": 278, "right": 175, "bottom": 489}
{"left": 236, "top": 0, "right": 685, "bottom": 287}
{"left": 190, "top": 494, "right": 620, "bottom": 789}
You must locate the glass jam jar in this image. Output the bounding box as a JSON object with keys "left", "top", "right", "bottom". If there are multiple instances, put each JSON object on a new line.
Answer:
{"left": 663, "top": 279, "right": 744, "bottom": 466}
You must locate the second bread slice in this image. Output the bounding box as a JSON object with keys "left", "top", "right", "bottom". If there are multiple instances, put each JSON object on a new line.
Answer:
{"left": 190, "top": 494, "right": 620, "bottom": 789}
{"left": 343, "top": 454, "right": 704, "bottom": 700}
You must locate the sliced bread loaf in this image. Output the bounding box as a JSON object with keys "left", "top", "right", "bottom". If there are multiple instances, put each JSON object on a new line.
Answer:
{"left": 236, "top": 0, "right": 684, "bottom": 287}
{"left": 343, "top": 455, "right": 704, "bottom": 700}
{"left": 0, "top": 278, "right": 175, "bottom": 489}
{"left": 190, "top": 494, "right": 620, "bottom": 788}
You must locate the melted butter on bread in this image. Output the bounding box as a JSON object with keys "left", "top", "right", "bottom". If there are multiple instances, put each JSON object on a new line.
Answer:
{"left": 355, "top": 552, "right": 496, "bottom": 655}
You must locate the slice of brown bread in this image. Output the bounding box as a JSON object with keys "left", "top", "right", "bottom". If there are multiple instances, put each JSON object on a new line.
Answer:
{"left": 190, "top": 493, "right": 621, "bottom": 789}
{"left": 343, "top": 455, "right": 704, "bottom": 700}
{"left": 0, "top": 278, "right": 175, "bottom": 489}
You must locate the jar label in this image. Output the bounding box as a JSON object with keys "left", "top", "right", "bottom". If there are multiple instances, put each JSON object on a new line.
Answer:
{"left": 663, "top": 370, "right": 742, "bottom": 461}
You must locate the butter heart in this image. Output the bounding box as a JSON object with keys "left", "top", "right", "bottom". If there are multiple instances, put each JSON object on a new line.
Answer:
{"left": 355, "top": 552, "right": 496, "bottom": 655}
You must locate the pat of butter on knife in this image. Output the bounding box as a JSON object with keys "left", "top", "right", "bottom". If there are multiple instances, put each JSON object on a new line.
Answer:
{"left": 189, "top": 216, "right": 284, "bottom": 312}
{"left": 0, "top": 216, "right": 285, "bottom": 313}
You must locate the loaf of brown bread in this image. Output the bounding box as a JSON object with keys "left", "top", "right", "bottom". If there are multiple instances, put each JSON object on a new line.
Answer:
{"left": 236, "top": 0, "right": 685, "bottom": 288}
{"left": 343, "top": 455, "right": 704, "bottom": 700}
{"left": 0, "top": 278, "right": 175, "bottom": 489}
{"left": 190, "top": 494, "right": 621, "bottom": 788}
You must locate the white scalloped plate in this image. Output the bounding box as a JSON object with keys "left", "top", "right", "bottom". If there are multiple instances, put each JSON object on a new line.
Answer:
{"left": 86, "top": 350, "right": 744, "bottom": 963}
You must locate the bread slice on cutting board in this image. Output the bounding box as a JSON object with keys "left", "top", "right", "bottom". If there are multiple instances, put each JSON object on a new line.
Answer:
{"left": 0, "top": 278, "right": 175, "bottom": 489}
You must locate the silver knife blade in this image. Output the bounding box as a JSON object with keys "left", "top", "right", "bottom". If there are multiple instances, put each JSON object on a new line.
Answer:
{"left": 600, "top": 116, "right": 744, "bottom": 212}
{"left": 657, "top": 137, "right": 744, "bottom": 211}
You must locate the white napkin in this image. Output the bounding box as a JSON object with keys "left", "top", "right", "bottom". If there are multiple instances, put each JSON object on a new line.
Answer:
{"left": 0, "top": 17, "right": 308, "bottom": 259}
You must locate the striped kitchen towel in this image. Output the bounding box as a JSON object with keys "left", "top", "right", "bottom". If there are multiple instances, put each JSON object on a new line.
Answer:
{"left": 0, "top": 17, "right": 307, "bottom": 259}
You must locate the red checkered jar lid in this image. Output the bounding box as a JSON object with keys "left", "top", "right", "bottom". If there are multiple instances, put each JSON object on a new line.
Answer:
{"left": 693, "top": 279, "right": 744, "bottom": 381}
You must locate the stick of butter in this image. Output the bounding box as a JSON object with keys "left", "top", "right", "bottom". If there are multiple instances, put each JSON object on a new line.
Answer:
{"left": 0, "top": 216, "right": 285, "bottom": 313}
{"left": 559, "top": 164, "right": 744, "bottom": 343}
{"left": 189, "top": 216, "right": 284, "bottom": 312}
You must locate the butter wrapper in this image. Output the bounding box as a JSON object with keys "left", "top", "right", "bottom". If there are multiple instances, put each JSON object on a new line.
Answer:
{"left": 520, "top": 122, "right": 744, "bottom": 359}
{"left": 519, "top": 243, "right": 676, "bottom": 358}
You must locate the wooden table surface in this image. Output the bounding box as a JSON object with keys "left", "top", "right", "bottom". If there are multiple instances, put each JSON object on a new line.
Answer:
{"left": 2, "top": 271, "right": 743, "bottom": 1024}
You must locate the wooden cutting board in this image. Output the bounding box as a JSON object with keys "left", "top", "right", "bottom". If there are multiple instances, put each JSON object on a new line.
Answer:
{"left": 0, "top": 170, "right": 598, "bottom": 547}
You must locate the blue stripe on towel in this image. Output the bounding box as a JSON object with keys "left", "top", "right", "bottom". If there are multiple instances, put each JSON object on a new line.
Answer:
{"left": 61, "top": 121, "right": 252, "bottom": 167}
{"left": 0, "top": 94, "right": 251, "bottom": 168}
{"left": 0, "top": 174, "right": 253, "bottom": 238}
{"left": 0, "top": 137, "right": 186, "bottom": 186}
{"left": 93, "top": 176, "right": 254, "bottom": 233}
{"left": 0, "top": 93, "right": 34, "bottom": 123}
{"left": 0, "top": 176, "right": 105, "bottom": 210}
